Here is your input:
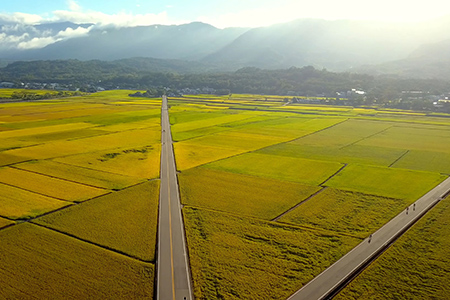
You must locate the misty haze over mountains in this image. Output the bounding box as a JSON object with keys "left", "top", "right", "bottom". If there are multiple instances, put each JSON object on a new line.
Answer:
{"left": 1, "top": 17, "right": 450, "bottom": 79}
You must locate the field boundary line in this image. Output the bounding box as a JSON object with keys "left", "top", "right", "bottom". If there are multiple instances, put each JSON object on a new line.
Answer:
{"left": 173, "top": 116, "right": 286, "bottom": 143}
{"left": 319, "top": 163, "right": 348, "bottom": 186}
{"left": 339, "top": 125, "right": 393, "bottom": 150}
{"left": 0, "top": 158, "right": 35, "bottom": 168}
{"left": 271, "top": 188, "right": 327, "bottom": 222}
{"left": 179, "top": 118, "right": 349, "bottom": 172}
{"left": 0, "top": 181, "right": 73, "bottom": 203}
{"left": 388, "top": 150, "right": 410, "bottom": 168}
{"left": 49, "top": 159, "right": 150, "bottom": 179}
{"left": 30, "top": 222, "right": 155, "bottom": 264}
{"left": 9, "top": 166, "right": 109, "bottom": 189}
{"left": 0, "top": 222, "right": 16, "bottom": 231}
{"left": 183, "top": 205, "right": 363, "bottom": 240}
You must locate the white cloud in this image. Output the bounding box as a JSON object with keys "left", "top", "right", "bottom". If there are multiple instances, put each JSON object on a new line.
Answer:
{"left": 16, "top": 25, "right": 93, "bottom": 49}
{"left": 17, "top": 36, "right": 60, "bottom": 49}
{"left": 67, "top": 0, "right": 81, "bottom": 12}
{"left": 0, "top": 12, "right": 43, "bottom": 25}
{"left": 51, "top": 10, "right": 172, "bottom": 27}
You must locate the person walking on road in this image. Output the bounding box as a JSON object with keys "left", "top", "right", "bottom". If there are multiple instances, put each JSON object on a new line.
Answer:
{"left": 406, "top": 207, "right": 409, "bottom": 215}
{"left": 368, "top": 234, "right": 372, "bottom": 243}
{"left": 413, "top": 203, "right": 416, "bottom": 211}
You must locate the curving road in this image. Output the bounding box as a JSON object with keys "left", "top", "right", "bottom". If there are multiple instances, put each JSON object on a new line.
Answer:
{"left": 157, "top": 95, "right": 192, "bottom": 300}
{"left": 288, "top": 176, "right": 450, "bottom": 300}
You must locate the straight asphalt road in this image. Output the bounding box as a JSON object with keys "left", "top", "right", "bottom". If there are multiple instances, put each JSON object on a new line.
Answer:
{"left": 157, "top": 95, "right": 192, "bottom": 300}
{"left": 288, "top": 176, "right": 450, "bottom": 300}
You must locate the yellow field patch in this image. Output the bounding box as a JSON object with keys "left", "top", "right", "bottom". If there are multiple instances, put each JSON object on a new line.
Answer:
{"left": 0, "top": 224, "right": 154, "bottom": 299}
{"left": 0, "top": 153, "right": 32, "bottom": 167}
{"left": 4, "top": 127, "right": 160, "bottom": 160}
{"left": 99, "top": 119, "right": 160, "bottom": 132}
{"left": 184, "top": 131, "right": 288, "bottom": 151}
{"left": 0, "top": 122, "right": 95, "bottom": 139}
{"left": 16, "top": 160, "right": 141, "bottom": 190}
{"left": 0, "top": 217, "right": 14, "bottom": 228}
{"left": 174, "top": 142, "right": 244, "bottom": 170}
{"left": 36, "top": 181, "right": 160, "bottom": 262}
{"left": 171, "top": 113, "right": 253, "bottom": 133}
{"left": 0, "top": 167, "right": 108, "bottom": 202}
{"left": 54, "top": 144, "right": 161, "bottom": 179}
{"left": 0, "top": 183, "right": 70, "bottom": 220}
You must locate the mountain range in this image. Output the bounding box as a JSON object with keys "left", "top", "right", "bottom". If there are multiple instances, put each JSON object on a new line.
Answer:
{"left": 2, "top": 18, "right": 450, "bottom": 79}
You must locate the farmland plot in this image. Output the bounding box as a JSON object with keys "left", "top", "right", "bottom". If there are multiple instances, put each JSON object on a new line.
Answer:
{"left": 0, "top": 224, "right": 154, "bottom": 299}
{"left": 184, "top": 207, "right": 360, "bottom": 300}
{"left": 0, "top": 167, "right": 108, "bottom": 202}
{"left": 35, "top": 181, "right": 160, "bottom": 262}
{"left": 0, "top": 183, "right": 70, "bottom": 220}
{"left": 179, "top": 168, "right": 320, "bottom": 220}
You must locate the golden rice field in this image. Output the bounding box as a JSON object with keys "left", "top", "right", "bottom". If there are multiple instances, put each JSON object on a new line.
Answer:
{"left": 2, "top": 90, "right": 450, "bottom": 299}
{"left": 0, "top": 217, "right": 14, "bottom": 229}
{"left": 0, "top": 167, "right": 108, "bottom": 202}
{"left": 0, "top": 224, "right": 154, "bottom": 299}
{"left": 0, "top": 91, "right": 161, "bottom": 298}
{"left": 179, "top": 168, "right": 320, "bottom": 220}
{"left": 0, "top": 182, "right": 70, "bottom": 220}
{"left": 15, "top": 160, "right": 141, "bottom": 190}
{"left": 35, "top": 181, "right": 160, "bottom": 262}
{"left": 54, "top": 144, "right": 161, "bottom": 179}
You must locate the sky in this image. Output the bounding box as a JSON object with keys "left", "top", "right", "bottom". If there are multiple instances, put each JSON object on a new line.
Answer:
{"left": 1, "top": 0, "right": 450, "bottom": 28}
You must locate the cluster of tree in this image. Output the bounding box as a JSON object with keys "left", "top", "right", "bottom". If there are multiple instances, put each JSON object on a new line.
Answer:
{"left": 1, "top": 60, "right": 450, "bottom": 106}
{"left": 9, "top": 91, "right": 83, "bottom": 100}
{"left": 129, "top": 88, "right": 165, "bottom": 98}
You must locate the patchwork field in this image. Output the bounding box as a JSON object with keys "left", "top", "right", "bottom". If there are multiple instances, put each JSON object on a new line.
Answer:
{"left": 35, "top": 181, "right": 160, "bottom": 262}
{"left": 168, "top": 95, "right": 450, "bottom": 299}
{"left": 0, "top": 91, "right": 161, "bottom": 298}
{"left": 2, "top": 91, "right": 450, "bottom": 299}
{"left": 0, "top": 182, "right": 70, "bottom": 220}
{"left": 0, "top": 167, "right": 108, "bottom": 202}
